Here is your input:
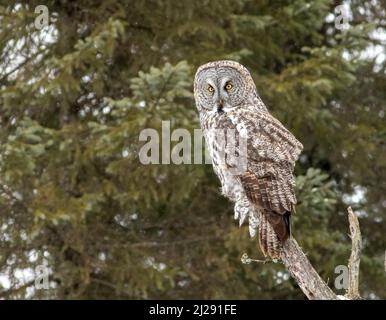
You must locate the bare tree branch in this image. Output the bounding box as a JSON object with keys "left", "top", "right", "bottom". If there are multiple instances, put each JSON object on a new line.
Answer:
{"left": 275, "top": 207, "right": 363, "bottom": 300}
{"left": 280, "top": 238, "right": 337, "bottom": 299}
{"left": 345, "top": 206, "right": 362, "bottom": 299}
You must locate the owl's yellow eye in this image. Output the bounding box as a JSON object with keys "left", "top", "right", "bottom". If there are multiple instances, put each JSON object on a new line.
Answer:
{"left": 208, "top": 85, "right": 214, "bottom": 92}
{"left": 225, "top": 83, "right": 233, "bottom": 91}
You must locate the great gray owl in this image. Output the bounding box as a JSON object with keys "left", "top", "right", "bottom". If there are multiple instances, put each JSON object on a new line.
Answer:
{"left": 193, "top": 60, "right": 303, "bottom": 259}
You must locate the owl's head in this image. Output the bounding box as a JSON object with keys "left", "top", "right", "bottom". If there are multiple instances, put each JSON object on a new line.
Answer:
{"left": 194, "top": 60, "right": 256, "bottom": 113}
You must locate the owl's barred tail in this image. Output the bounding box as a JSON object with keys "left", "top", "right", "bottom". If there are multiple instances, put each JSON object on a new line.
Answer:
{"left": 258, "top": 211, "right": 291, "bottom": 259}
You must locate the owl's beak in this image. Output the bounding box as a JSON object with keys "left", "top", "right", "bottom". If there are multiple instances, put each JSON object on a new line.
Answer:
{"left": 217, "top": 99, "right": 224, "bottom": 113}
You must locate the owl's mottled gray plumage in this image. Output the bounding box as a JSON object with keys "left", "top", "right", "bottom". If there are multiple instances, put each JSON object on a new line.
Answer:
{"left": 194, "top": 60, "right": 303, "bottom": 259}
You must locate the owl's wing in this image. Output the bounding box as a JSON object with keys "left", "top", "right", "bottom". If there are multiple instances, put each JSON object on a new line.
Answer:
{"left": 239, "top": 171, "right": 293, "bottom": 242}
{"left": 228, "top": 105, "right": 303, "bottom": 167}
{"left": 227, "top": 105, "right": 303, "bottom": 242}
{"left": 239, "top": 170, "right": 294, "bottom": 214}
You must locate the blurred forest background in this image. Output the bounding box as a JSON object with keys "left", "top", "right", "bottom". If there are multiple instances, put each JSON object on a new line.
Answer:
{"left": 0, "top": 0, "right": 385, "bottom": 299}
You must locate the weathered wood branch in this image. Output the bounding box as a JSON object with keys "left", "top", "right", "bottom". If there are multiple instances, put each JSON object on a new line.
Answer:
{"left": 279, "top": 207, "right": 363, "bottom": 300}
{"left": 280, "top": 238, "right": 337, "bottom": 299}
{"left": 345, "top": 206, "right": 362, "bottom": 299}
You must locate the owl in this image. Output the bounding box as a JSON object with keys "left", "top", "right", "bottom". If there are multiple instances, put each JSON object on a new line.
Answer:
{"left": 193, "top": 60, "right": 303, "bottom": 259}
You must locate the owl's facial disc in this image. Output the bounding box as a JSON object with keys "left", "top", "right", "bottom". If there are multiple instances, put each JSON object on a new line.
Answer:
{"left": 194, "top": 64, "right": 249, "bottom": 113}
